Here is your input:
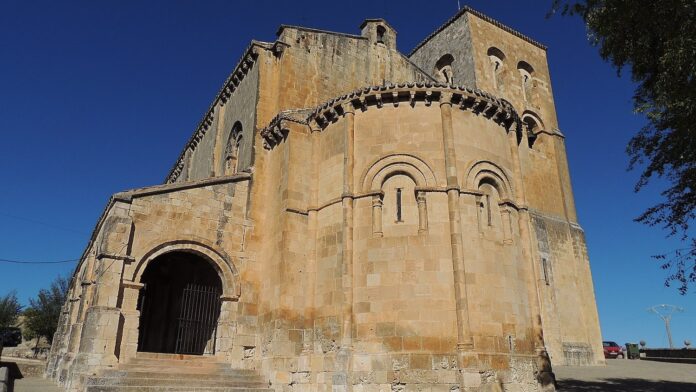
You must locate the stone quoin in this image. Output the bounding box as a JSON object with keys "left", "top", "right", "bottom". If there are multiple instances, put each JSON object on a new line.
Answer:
{"left": 46, "top": 6, "right": 604, "bottom": 392}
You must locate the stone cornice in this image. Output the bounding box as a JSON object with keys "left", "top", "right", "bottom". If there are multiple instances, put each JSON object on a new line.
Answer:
{"left": 117, "top": 173, "right": 251, "bottom": 201}
{"left": 276, "top": 25, "right": 366, "bottom": 40}
{"left": 528, "top": 209, "right": 581, "bottom": 229}
{"left": 164, "top": 41, "right": 273, "bottom": 184}
{"left": 408, "top": 6, "right": 547, "bottom": 57}
{"left": 260, "top": 110, "right": 312, "bottom": 148}
{"left": 261, "top": 82, "right": 521, "bottom": 150}
{"left": 531, "top": 127, "right": 565, "bottom": 139}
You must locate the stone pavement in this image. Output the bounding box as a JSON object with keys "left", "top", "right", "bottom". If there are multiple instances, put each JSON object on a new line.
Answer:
{"left": 13, "top": 358, "right": 696, "bottom": 391}
{"left": 1, "top": 358, "right": 62, "bottom": 392}
{"left": 555, "top": 359, "right": 696, "bottom": 391}
{"left": 14, "top": 376, "right": 62, "bottom": 392}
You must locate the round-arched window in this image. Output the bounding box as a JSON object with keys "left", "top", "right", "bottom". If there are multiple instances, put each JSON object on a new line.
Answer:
{"left": 517, "top": 61, "right": 535, "bottom": 102}
{"left": 435, "top": 54, "right": 455, "bottom": 84}
{"left": 223, "top": 122, "right": 243, "bottom": 175}
{"left": 487, "top": 47, "right": 506, "bottom": 92}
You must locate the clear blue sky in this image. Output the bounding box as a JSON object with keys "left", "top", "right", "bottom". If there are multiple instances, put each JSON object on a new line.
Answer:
{"left": 1, "top": 0, "right": 693, "bottom": 349}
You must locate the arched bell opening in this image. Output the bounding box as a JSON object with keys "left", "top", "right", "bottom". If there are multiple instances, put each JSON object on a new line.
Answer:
{"left": 136, "top": 251, "right": 223, "bottom": 355}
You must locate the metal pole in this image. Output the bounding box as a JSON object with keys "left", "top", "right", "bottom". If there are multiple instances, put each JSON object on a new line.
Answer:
{"left": 665, "top": 317, "right": 674, "bottom": 349}
{"left": 647, "top": 304, "right": 684, "bottom": 348}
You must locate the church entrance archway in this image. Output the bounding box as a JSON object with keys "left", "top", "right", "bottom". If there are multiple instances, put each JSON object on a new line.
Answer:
{"left": 137, "top": 251, "right": 222, "bottom": 355}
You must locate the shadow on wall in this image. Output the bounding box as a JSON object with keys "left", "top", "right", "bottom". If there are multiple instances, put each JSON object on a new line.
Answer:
{"left": 557, "top": 378, "right": 696, "bottom": 392}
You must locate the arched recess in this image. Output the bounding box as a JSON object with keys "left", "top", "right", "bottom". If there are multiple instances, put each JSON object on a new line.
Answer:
{"left": 465, "top": 160, "right": 514, "bottom": 200}
{"left": 361, "top": 154, "right": 436, "bottom": 192}
{"left": 132, "top": 240, "right": 240, "bottom": 301}
{"left": 466, "top": 161, "right": 515, "bottom": 242}
{"left": 361, "top": 154, "right": 436, "bottom": 236}
{"left": 521, "top": 111, "right": 545, "bottom": 149}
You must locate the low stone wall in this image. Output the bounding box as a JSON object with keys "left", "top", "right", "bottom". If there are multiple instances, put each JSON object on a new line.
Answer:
{"left": 562, "top": 342, "right": 594, "bottom": 365}
{"left": 641, "top": 348, "right": 696, "bottom": 364}
{"left": 0, "top": 366, "right": 12, "bottom": 392}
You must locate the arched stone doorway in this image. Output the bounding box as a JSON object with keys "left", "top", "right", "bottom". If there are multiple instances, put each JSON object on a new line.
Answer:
{"left": 137, "top": 251, "right": 223, "bottom": 355}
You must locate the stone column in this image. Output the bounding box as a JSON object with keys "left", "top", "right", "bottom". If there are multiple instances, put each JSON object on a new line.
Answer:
{"left": 304, "top": 127, "right": 320, "bottom": 354}
{"left": 340, "top": 107, "right": 355, "bottom": 349}
{"left": 118, "top": 280, "right": 143, "bottom": 363}
{"left": 336, "top": 106, "right": 356, "bottom": 392}
{"left": 371, "top": 194, "right": 383, "bottom": 237}
{"left": 76, "top": 254, "right": 126, "bottom": 365}
{"left": 217, "top": 297, "right": 239, "bottom": 363}
{"left": 500, "top": 203, "right": 514, "bottom": 244}
{"left": 69, "top": 203, "right": 133, "bottom": 391}
{"left": 439, "top": 92, "right": 475, "bottom": 371}
{"left": 507, "top": 129, "right": 555, "bottom": 388}
{"left": 45, "top": 302, "right": 71, "bottom": 378}
{"left": 416, "top": 191, "right": 428, "bottom": 234}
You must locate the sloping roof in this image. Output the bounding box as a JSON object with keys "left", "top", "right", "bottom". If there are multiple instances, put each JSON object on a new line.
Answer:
{"left": 408, "top": 5, "right": 547, "bottom": 57}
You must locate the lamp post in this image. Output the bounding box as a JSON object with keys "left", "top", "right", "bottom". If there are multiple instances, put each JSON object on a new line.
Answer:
{"left": 647, "top": 304, "right": 684, "bottom": 349}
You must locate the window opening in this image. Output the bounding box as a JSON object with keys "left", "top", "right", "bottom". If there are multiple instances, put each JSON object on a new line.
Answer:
{"left": 542, "top": 258, "right": 550, "bottom": 285}
{"left": 487, "top": 47, "right": 506, "bottom": 92}
{"left": 376, "top": 26, "right": 386, "bottom": 44}
{"left": 523, "top": 115, "right": 541, "bottom": 149}
{"left": 517, "top": 61, "right": 535, "bottom": 102}
{"left": 435, "top": 54, "right": 455, "bottom": 84}
{"left": 486, "top": 194, "right": 492, "bottom": 226}
{"left": 224, "top": 122, "right": 243, "bottom": 175}
{"left": 396, "top": 188, "right": 403, "bottom": 222}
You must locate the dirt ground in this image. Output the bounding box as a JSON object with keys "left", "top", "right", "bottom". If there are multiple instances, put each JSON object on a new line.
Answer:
{"left": 555, "top": 358, "right": 696, "bottom": 391}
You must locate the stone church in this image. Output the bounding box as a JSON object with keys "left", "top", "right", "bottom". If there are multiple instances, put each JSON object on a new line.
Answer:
{"left": 47, "top": 6, "right": 604, "bottom": 392}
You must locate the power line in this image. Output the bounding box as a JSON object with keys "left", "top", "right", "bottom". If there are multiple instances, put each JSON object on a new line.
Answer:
{"left": 0, "top": 211, "right": 87, "bottom": 235}
{"left": 0, "top": 257, "right": 78, "bottom": 265}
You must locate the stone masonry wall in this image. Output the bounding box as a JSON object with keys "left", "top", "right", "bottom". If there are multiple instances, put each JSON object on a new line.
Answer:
{"left": 187, "top": 57, "right": 260, "bottom": 181}
{"left": 48, "top": 9, "right": 605, "bottom": 392}
{"left": 408, "top": 13, "right": 477, "bottom": 87}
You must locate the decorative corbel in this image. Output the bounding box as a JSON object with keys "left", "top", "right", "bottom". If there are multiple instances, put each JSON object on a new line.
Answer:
{"left": 424, "top": 91, "right": 433, "bottom": 106}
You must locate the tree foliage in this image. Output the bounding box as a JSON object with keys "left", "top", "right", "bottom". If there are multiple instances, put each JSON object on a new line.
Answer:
{"left": 552, "top": 0, "right": 696, "bottom": 293}
{"left": 0, "top": 291, "right": 22, "bottom": 356}
{"left": 0, "top": 291, "right": 22, "bottom": 329}
{"left": 23, "top": 276, "right": 68, "bottom": 344}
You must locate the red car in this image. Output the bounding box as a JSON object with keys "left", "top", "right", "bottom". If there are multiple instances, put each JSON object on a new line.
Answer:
{"left": 603, "top": 341, "right": 623, "bottom": 359}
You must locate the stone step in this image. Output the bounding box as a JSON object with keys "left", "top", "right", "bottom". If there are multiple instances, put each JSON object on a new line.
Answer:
{"left": 97, "top": 370, "right": 262, "bottom": 381}
{"left": 134, "top": 352, "right": 220, "bottom": 362}
{"left": 86, "top": 376, "right": 267, "bottom": 388}
{"left": 86, "top": 386, "right": 272, "bottom": 392}
{"left": 124, "top": 360, "right": 229, "bottom": 367}
{"left": 86, "top": 353, "right": 267, "bottom": 391}
{"left": 115, "top": 361, "right": 247, "bottom": 373}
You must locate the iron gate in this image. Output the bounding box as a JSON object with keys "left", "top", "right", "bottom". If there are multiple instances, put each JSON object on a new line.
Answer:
{"left": 175, "top": 284, "right": 222, "bottom": 355}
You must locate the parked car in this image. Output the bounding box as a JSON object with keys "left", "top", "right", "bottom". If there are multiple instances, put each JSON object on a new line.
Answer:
{"left": 603, "top": 341, "right": 624, "bottom": 359}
